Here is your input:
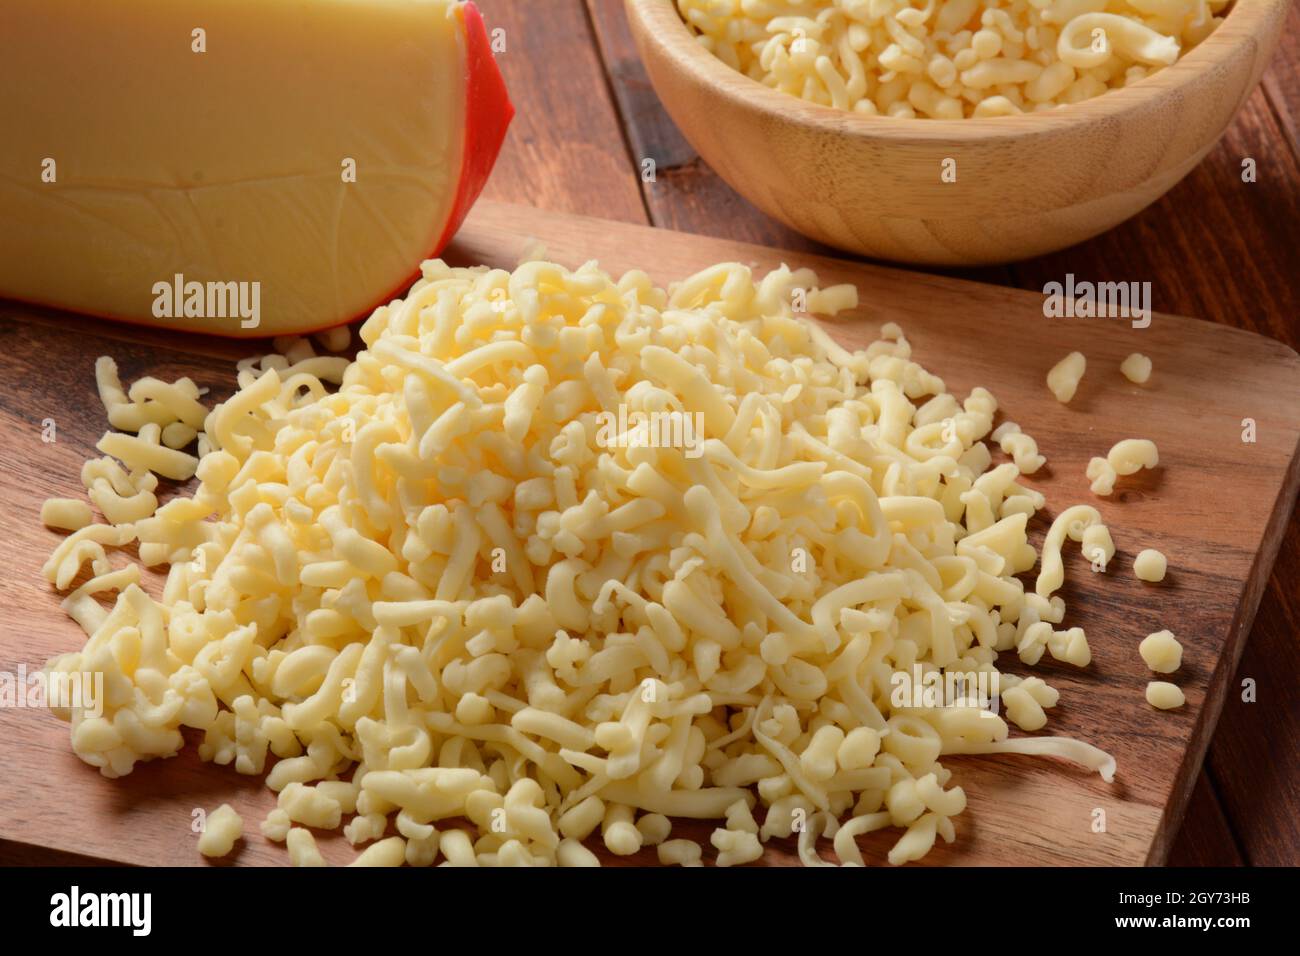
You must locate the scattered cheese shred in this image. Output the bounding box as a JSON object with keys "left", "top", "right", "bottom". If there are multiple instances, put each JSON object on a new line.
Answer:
{"left": 1120, "top": 353, "right": 1153, "bottom": 384}
{"left": 197, "top": 803, "right": 243, "bottom": 858}
{"left": 1047, "top": 351, "right": 1086, "bottom": 403}
{"left": 1145, "top": 681, "right": 1185, "bottom": 710}
{"left": 1134, "top": 548, "right": 1168, "bottom": 582}
{"left": 675, "top": 0, "right": 1226, "bottom": 119}
{"left": 1139, "top": 629, "right": 1181, "bottom": 673}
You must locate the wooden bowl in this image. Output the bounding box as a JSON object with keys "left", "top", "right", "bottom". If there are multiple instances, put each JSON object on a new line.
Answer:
{"left": 625, "top": 0, "right": 1289, "bottom": 265}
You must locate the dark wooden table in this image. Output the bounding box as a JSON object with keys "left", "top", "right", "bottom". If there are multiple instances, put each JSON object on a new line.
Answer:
{"left": 2, "top": 0, "right": 1294, "bottom": 867}
{"left": 480, "top": 0, "right": 1299, "bottom": 866}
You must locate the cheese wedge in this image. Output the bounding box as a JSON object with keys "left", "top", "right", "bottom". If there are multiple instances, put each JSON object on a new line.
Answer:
{"left": 0, "top": 0, "right": 512, "bottom": 336}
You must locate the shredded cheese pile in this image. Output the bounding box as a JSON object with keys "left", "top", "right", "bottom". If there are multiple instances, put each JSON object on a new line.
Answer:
{"left": 676, "top": 0, "right": 1227, "bottom": 118}
{"left": 44, "top": 254, "right": 1117, "bottom": 866}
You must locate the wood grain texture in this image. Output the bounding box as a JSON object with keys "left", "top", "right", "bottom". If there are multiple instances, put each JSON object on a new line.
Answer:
{"left": 1206, "top": 505, "right": 1300, "bottom": 866}
{"left": 586, "top": 0, "right": 825, "bottom": 254}
{"left": 477, "top": 0, "right": 646, "bottom": 223}
{"left": 1164, "top": 774, "right": 1245, "bottom": 867}
{"left": 1, "top": 200, "right": 1297, "bottom": 866}
{"left": 624, "top": 0, "right": 1291, "bottom": 265}
{"left": 0, "top": 839, "right": 121, "bottom": 867}
{"left": 1259, "top": 0, "right": 1300, "bottom": 154}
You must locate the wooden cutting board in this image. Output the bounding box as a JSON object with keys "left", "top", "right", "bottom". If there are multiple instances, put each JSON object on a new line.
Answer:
{"left": 2, "top": 200, "right": 1298, "bottom": 867}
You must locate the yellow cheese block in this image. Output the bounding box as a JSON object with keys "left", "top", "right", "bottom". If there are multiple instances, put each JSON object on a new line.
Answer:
{"left": 0, "top": 0, "right": 512, "bottom": 336}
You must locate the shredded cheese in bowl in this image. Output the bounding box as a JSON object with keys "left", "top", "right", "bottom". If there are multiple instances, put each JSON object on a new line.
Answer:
{"left": 43, "top": 254, "right": 1116, "bottom": 866}
{"left": 675, "top": 0, "right": 1229, "bottom": 119}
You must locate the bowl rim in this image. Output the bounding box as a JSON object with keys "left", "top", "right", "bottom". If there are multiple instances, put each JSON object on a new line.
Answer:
{"left": 625, "top": 0, "right": 1282, "bottom": 141}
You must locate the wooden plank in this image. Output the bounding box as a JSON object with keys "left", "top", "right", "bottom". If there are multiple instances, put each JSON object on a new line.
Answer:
{"left": 1006, "top": 87, "right": 1300, "bottom": 333}
{"left": 476, "top": 0, "right": 646, "bottom": 222}
{"left": 1259, "top": 0, "right": 1300, "bottom": 158}
{"left": 1206, "top": 505, "right": 1300, "bottom": 865}
{"left": 1, "top": 200, "right": 1297, "bottom": 866}
{"left": 584, "top": 0, "right": 826, "bottom": 253}
{"left": 584, "top": 0, "right": 697, "bottom": 173}
{"left": 0, "top": 839, "right": 121, "bottom": 867}
{"left": 1164, "top": 774, "right": 1245, "bottom": 867}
